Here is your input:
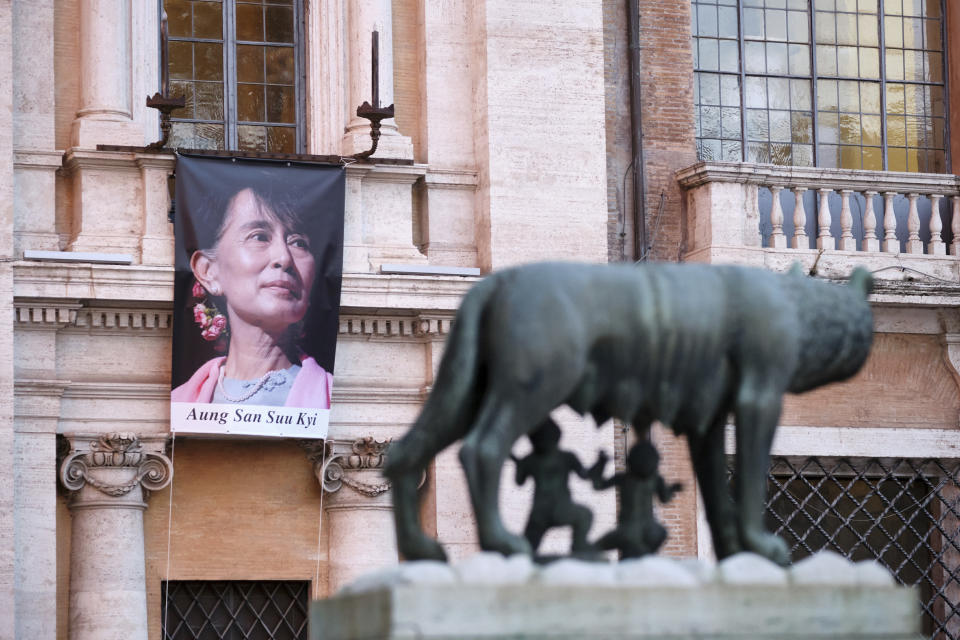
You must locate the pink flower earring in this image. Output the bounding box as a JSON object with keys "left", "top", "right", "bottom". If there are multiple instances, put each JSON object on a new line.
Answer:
{"left": 191, "top": 280, "right": 229, "bottom": 343}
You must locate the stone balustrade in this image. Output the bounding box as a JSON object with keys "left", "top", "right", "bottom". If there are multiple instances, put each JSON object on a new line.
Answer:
{"left": 676, "top": 162, "right": 960, "bottom": 281}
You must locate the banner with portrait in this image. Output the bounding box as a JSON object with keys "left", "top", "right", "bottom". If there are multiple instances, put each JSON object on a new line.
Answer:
{"left": 170, "top": 154, "right": 344, "bottom": 439}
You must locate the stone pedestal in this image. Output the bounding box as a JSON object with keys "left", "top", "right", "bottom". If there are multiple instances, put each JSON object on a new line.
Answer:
{"left": 59, "top": 433, "right": 173, "bottom": 640}
{"left": 311, "top": 552, "right": 923, "bottom": 640}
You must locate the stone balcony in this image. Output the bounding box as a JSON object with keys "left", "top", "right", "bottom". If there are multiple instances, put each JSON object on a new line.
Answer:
{"left": 676, "top": 162, "right": 960, "bottom": 284}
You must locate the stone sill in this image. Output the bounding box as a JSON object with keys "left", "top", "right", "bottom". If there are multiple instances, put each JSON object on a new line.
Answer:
{"left": 12, "top": 261, "right": 478, "bottom": 312}
{"left": 676, "top": 161, "right": 960, "bottom": 194}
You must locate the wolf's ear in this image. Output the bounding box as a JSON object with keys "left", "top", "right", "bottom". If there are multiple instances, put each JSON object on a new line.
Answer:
{"left": 788, "top": 262, "right": 804, "bottom": 277}
{"left": 848, "top": 266, "right": 874, "bottom": 296}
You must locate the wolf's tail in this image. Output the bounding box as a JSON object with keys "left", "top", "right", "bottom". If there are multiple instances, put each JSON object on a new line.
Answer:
{"left": 383, "top": 273, "right": 500, "bottom": 477}
{"left": 848, "top": 266, "right": 874, "bottom": 298}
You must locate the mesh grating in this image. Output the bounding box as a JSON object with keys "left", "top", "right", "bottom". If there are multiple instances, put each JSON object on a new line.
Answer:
{"left": 161, "top": 580, "right": 309, "bottom": 640}
{"left": 736, "top": 457, "right": 960, "bottom": 640}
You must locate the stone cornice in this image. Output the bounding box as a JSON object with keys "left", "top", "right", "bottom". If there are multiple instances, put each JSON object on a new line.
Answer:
{"left": 14, "top": 261, "right": 477, "bottom": 311}
{"left": 422, "top": 169, "right": 479, "bottom": 191}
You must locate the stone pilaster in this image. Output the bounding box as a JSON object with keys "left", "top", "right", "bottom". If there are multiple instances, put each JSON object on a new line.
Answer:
{"left": 341, "top": 0, "right": 413, "bottom": 159}
{"left": 306, "top": 437, "right": 398, "bottom": 594}
{"left": 71, "top": 0, "right": 143, "bottom": 148}
{"left": 59, "top": 433, "right": 172, "bottom": 640}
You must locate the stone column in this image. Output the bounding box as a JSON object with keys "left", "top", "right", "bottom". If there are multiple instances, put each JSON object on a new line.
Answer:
{"left": 71, "top": 0, "right": 143, "bottom": 148}
{"left": 59, "top": 433, "right": 173, "bottom": 640}
{"left": 341, "top": 0, "right": 413, "bottom": 159}
{"left": 308, "top": 437, "right": 398, "bottom": 594}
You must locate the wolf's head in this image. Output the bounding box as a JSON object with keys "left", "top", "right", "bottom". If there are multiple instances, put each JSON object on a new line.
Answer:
{"left": 787, "top": 267, "right": 874, "bottom": 394}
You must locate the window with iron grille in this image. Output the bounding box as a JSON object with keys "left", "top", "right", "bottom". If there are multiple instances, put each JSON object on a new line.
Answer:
{"left": 693, "top": 0, "right": 949, "bottom": 172}
{"left": 748, "top": 456, "right": 960, "bottom": 640}
{"left": 161, "top": 580, "right": 309, "bottom": 640}
{"left": 163, "top": 0, "right": 305, "bottom": 153}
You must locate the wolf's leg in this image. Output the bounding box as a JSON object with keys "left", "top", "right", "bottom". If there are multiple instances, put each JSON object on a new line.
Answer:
{"left": 688, "top": 418, "right": 741, "bottom": 559}
{"left": 460, "top": 400, "right": 537, "bottom": 557}
{"left": 388, "top": 428, "right": 469, "bottom": 561}
{"left": 733, "top": 381, "right": 790, "bottom": 566}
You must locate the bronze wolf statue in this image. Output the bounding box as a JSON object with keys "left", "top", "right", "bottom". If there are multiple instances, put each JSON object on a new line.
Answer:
{"left": 383, "top": 262, "right": 874, "bottom": 565}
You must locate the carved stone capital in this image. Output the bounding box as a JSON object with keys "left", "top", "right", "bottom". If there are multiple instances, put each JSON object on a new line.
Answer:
{"left": 59, "top": 432, "right": 173, "bottom": 502}
{"left": 303, "top": 437, "right": 393, "bottom": 499}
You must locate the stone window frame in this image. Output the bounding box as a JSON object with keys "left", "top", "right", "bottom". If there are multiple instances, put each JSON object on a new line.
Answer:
{"left": 692, "top": 0, "right": 951, "bottom": 173}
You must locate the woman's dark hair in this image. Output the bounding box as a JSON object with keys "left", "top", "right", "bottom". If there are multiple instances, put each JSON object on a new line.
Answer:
{"left": 172, "top": 158, "right": 344, "bottom": 386}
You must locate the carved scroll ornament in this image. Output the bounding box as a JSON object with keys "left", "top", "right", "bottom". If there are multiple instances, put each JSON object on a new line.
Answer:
{"left": 60, "top": 432, "right": 173, "bottom": 497}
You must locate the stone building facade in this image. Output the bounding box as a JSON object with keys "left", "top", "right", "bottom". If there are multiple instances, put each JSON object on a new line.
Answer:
{"left": 1, "top": 0, "right": 959, "bottom": 639}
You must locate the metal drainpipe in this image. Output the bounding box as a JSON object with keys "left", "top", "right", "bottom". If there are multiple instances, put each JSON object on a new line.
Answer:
{"left": 627, "top": 0, "right": 648, "bottom": 261}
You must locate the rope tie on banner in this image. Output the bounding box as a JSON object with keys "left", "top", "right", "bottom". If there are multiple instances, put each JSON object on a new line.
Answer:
{"left": 162, "top": 433, "right": 177, "bottom": 636}
{"left": 314, "top": 442, "right": 330, "bottom": 599}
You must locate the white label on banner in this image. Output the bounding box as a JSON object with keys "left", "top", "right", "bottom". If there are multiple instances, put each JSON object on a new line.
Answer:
{"left": 171, "top": 402, "right": 329, "bottom": 439}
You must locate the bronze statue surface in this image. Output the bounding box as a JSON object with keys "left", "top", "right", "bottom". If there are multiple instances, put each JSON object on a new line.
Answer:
{"left": 383, "top": 261, "right": 874, "bottom": 565}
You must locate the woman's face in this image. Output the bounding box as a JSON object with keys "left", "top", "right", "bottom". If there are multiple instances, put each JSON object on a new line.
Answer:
{"left": 201, "top": 188, "right": 316, "bottom": 335}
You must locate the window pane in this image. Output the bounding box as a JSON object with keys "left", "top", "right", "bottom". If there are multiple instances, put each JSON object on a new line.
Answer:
{"left": 699, "top": 4, "right": 719, "bottom": 36}
{"left": 699, "top": 39, "right": 720, "bottom": 71}
{"left": 862, "top": 146, "right": 882, "bottom": 169}
{"left": 884, "top": 0, "right": 903, "bottom": 14}
{"left": 885, "top": 49, "right": 904, "bottom": 80}
{"left": 815, "top": 12, "right": 836, "bottom": 44}
{"left": 745, "top": 8, "right": 765, "bottom": 38}
{"left": 858, "top": 15, "right": 878, "bottom": 47}
{"left": 862, "top": 114, "right": 882, "bottom": 144}
{"left": 887, "top": 115, "right": 906, "bottom": 145}
{"left": 794, "top": 144, "right": 814, "bottom": 165}
{"left": 818, "top": 79, "right": 839, "bottom": 111}
{"left": 839, "top": 80, "right": 859, "bottom": 112}
{"left": 167, "top": 0, "right": 192, "bottom": 37}
{"left": 193, "top": 1, "right": 223, "bottom": 39}
{"left": 721, "top": 140, "right": 743, "bottom": 161}
{"left": 925, "top": 51, "right": 942, "bottom": 82}
{"left": 771, "top": 143, "right": 792, "bottom": 164}
{"left": 745, "top": 41, "right": 766, "bottom": 73}
{"left": 701, "top": 73, "right": 721, "bottom": 105}
{"left": 836, "top": 14, "right": 857, "bottom": 45}
{"left": 718, "top": 6, "right": 739, "bottom": 37}
{"left": 791, "top": 79, "right": 812, "bottom": 110}
{"left": 721, "top": 75, "right": 740, "bottom": 106}
{"left": 267, "top": 126, "right": 296, "bottom": 153}
{"left": 722, "top": 107, "right": 742, "bottom": 138}
{"left": 266, "top": 85, "right": 295, "bottom": 123}
{"left": 770, "top": 110, "right": 791, "bottom": 142}
{"left": 902, "top": 49, "right": 923, "bottom": 80}
{"left": 746, "top": 109, "right": 769, "bottom": 140}
{"left": 792, "top": 112, "right": 813, "bottom": 143}
{"left": 887, "top": 147, "right": 907, "bottom": 171}
{"left": 840, "top": 145, "right": 861, "bottom": 168}
{"left": 860, "top": 82, "right": 880, "bottom": 112}
{"left": 194, "top": 42, "right": 223, "bottom": 81}
{"left": 170, "top": 122, "right": 225, "bottom": 149}
{"left": 265, "top": 6, "right": 294, "bottom": 43}
{"left": 746, "top": 77, "right": 767, "bottom": 108}
{"left": 789, "top": 44, "right": 810, "bottom": 75}
{"left": 886, "top": 83, "right": 905, "bottom": 113}
{"left": 238, "top": 84, "right": 266, "bottom": 121}
{"left": 718, "top": 40, "right": 740, "bottom": 72}
{"left": 817, "top": 45, "right": 838, "bottom": 76}
{"left": 767, "top": 9, "right": 788, "bottom": 41}
{"left": 748, "top": 142, "right": 771, "bottom": 162}
{"left": 769, "top": 78, "right": 790, "bottom": 109}
{"left": 923, "top": 17, "right": 941, "bottom": 51}
{"left": 169, "top": 80, "right": 195, "bottom": 118}
{"left": 237, "top": 45, "right": 265, "bottom": 82}
{"left": 859, "top": 48, "right": 879, "bottom": 77}
{"left": 169, "top": 41, "right": 193, "bottom": 80}
{"left": 884, "top": 16, "right": 903, "bottom": 47}
{"left": 236, "top": 3, "right": 264, "bottom": 41}
{"left": 839, "top": 113, "right": 862, "bottom": 143}
{"left": 238, "top": 124, "right": 267, "bottom": 150}
{"left": 819, "top": 111, "right": 840, "bottom": 142}
{"left": 767, "top": 42, "right": 788, "bottom": 73}
{"left": 788, "top": 10, "right": 809, "bottom": 42}
{"left": 265, "top": 47, "right": 295, "bottom": 84}
{"left": 702, "top": 106, "right": 722, "bottom": 137}
{"left": 837, "top": 46, "right": 859, "bottom": 75}
{"left": 818, "top": 143, "right": 840, "bottom": 167}
{"left": 193, "top": 82, "right": 224, "bottom": 120}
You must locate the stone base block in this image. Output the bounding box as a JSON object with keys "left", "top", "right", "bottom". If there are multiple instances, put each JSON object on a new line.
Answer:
{"left": 311, "top": 552, "right": 922, "bottom": 640}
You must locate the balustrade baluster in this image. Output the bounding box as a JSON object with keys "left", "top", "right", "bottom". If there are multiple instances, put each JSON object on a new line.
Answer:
{"left": 863, "top": 191, "right": 879, "bottom": 252}
{"left": 839, "top": 189, "right": 855, "bottom": 251}
{"left": 769, "top": 186, "right": 786, "bottom": 248}
{"left": 952, "top": 196, "right": 960, "bottom": 256}
{"left": 928, "top": 194, "right": 946, "bottom": 255}
{"left": 906, "top": 193, "right": 922, "bottom": 254}
{"left": 883, "top": 192, "right": 899, "bottom": 253}
{"left": 817, "top": 188, "right": 833, "bottom": 250}
{"left": 791, "top": 187, "right": 808, "bottom": 249}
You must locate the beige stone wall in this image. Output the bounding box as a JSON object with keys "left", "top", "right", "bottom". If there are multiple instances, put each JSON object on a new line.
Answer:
{"left": 783, "top": 334, "right": 960, "bottom": 429}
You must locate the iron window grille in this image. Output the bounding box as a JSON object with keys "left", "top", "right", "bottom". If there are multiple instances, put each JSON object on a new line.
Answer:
{"left": 734, "top": 456, "right": 960, "bottom": 640}
{"left": 161, "top": 580, "right": 309, "bottom": 640}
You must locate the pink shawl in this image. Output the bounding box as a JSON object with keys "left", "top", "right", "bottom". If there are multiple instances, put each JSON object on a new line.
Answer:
{"left": 171, "top": 355, "right": 332, "bottom": 409}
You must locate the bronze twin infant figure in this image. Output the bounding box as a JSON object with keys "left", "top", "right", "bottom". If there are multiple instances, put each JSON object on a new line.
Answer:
{"left": 383, "top": 261, "right": 874, "bottom": 565}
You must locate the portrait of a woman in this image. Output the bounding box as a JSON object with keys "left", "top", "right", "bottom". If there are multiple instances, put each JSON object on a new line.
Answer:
{"left": 171, "top": 157, "right": 344, "bottom": 410}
